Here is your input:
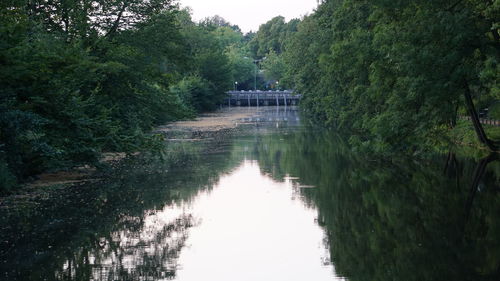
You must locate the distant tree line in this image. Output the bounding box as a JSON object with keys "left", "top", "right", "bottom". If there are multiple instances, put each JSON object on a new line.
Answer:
{"left": 0, "top": 0, "right": 255, "bottom": 192}
{"left": 2, "top": 0, "right": 498, "bottom": 191}
{"left": 250, "top": 0, "right": 499, "bottom": 153}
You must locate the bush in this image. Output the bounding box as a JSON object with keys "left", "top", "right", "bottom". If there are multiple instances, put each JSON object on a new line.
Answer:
{"left": 0, "top": 154, "right": 17, "bottom": 194}
{"left": 489, "top": 103, "right": 500, "bottom": 120}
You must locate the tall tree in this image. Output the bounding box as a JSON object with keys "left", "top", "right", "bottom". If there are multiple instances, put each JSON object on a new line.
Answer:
{"left": 283, "top": 0, "right": 499, "bottom": 152}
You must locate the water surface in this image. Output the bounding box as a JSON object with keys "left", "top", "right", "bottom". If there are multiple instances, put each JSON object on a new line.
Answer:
{"left": 1, "top": 107, "right": 499, "bottom": 281}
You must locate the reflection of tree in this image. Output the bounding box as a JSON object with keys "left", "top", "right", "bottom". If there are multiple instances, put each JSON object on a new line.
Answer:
{"left": 58, "top": 214, "right": 194, "bottom": 280}
{"left": 0, "top": 138, "right": 244, "bottom": 280}
{"left": 253, "top": 130, "right": 500, "bottom": 281}
{"left": 55, "top": 214, "right": 193, "bottom": 280}
{"left": 464, "top": 154, "right": 499, "bottom": 225}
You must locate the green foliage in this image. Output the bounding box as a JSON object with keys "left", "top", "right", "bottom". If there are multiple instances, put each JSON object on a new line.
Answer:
{"left": 249, "top": 16, "right": 299, "bottom": 58}
{"left": 261, "top": 50, "right": 286, "bottom": 83}
{"left": 281, "top": 0, "right": 500, "bottom": 152}
{"left": 449, "top": 120, "right": 500, "bottom": 149}
{"left": 1, "top": 28, "right": 107, "bottom": 178}
{"left": 169, "top": 76, "right": 210, "bottom": 113}
{"left": 247, "top": 16, "right": 301, "bottom": 89}
{"left": 178, "top": 13, "right": 238, "bottom": 109}
{"left": 226, "top": 45, "right": 255, "bottom": 88}
{"left": 0, "top": 154, "right": 17, "bottom": 193}
{"left": 194, "top": 49, "right": 231, "bottom": 110}
{"left": 212, "top": 26, "right": 244, "bottom": 48}
{"left": 489, "top": 102, "right": 500, "bottom": 119}
{"left": 200, "top": 15, "right": 243, "bottom": 34}
{"left": 0, "top": 2, "right": 242, "bottom": 190}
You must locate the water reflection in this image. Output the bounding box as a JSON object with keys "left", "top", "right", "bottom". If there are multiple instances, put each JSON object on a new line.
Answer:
{"left": 0, "top": 138, "right": 243, "bottom": 280}
{"left": 172, "top": 161, "right": 340, "bottom": 281}
{"left": 53, "top": 159, "right": 340, "bottom": 281}
{"left": 58, "top": 212, "right": 193, "bottom": 280}
{"left": 252, "top": 130, "right": 500, "bottom": 281}
{"left": 1, "top": 107, "right": 500, "bottom": 281}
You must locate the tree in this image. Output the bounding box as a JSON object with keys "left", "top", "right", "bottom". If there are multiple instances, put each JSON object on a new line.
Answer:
{"left": 282, "top": 0, "right": 500, "bottom": 152}
{"left": 249, "top": 16, "right": 299, "bottom": 58}
{"left": 0, "top": 1, "right": 240, "bottom": 190}
{"left": 226, "top": 46, "right": 255, "bottom": 89}
{"left": 261, "top": 50, "right": 286, "bottom": 83}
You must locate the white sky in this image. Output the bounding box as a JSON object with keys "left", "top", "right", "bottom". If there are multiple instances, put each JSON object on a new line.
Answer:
{"left": 178, "top": 0, "right": 319, "bottom": 33}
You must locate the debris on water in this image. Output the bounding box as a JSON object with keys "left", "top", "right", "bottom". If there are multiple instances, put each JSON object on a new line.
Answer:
{"left": 298, "top": 185, "right": 316, "bottom": 189}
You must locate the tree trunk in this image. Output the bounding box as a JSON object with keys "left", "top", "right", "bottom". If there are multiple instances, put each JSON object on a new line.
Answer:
{"left": 463, "top": 83, "right": 498, "bottom": 151}
{"left": 105, "top": 2, "right": 128, "bottom": 40}
{"left": 463, "top": 153, "right": 498, "bottom": 229}
{"left": 450, "top": 104, "right": 458, "bottom": 128}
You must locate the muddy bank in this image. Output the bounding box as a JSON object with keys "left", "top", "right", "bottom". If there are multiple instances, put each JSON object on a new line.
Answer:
{"left": 156, "top": 107, "right": 265, "bottom": 136}
{"left": 10, "top": 107, "right": 265, "bottom": 192}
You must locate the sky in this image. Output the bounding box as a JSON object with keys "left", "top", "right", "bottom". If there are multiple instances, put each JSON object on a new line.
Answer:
{"left": 178, "top": 0, "right": 319, "bottom": 33}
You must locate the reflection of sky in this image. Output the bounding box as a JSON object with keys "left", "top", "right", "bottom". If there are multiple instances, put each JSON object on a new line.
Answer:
{"left": 57, "top": 107, "right": 343, "bottom": 280}
{"left": 67, "top": 160, "right": 345, "bottom": 280}
{"left": 71, "top": 206, "right": 192, "bottom": 280}
{"left": 174, "top": 160, "right": 343, "bottom": 281}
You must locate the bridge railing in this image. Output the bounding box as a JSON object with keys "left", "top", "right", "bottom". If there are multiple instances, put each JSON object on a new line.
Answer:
{"left": 461, "top": 116, "right": 500, "bottom": 127}
{"left": 226, "top": 90, "right": 301, "bottom": 98}
{"left": 227, "top": 94, "right": 302, "bottom": 99}
{"left": 224, "top": 90, "right": 301, "bottom": 106}
{"left": 227, "top": 90, "right": 295, "bottom": 93}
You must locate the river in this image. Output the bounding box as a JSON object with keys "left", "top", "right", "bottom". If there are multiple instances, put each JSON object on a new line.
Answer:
{"left": 1, "top": 107, "right": 499, "bottom": 281}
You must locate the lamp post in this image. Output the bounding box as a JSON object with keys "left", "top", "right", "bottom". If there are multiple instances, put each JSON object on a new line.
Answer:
{"left": 276, "top": 81, "right": 279, "bottom": 90}
{"left": 252, "top": 57, "right": 266, "bottom": 107}
{"left": 234, "top": 81, "right": 238, "bottom": 91}
{"left": 253, "top": 57, "right": 266, "bottom": 91}
{"left": 254, "top": 60, "right": 257, "bottom": 91}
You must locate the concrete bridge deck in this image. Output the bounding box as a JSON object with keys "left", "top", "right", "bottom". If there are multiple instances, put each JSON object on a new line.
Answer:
{"left": 226, "top": 90, "right": 301, "bottom": 106}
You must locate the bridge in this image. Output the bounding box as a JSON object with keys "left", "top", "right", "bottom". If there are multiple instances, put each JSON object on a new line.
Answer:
{"left": 225, "top": 90, "right": 301, "bottom": 106}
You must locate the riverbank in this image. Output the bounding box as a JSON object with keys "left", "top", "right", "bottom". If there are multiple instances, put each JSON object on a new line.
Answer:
{"left": 5, "top": 107, "right": 266, "bottom": 194}
{"left": 159, "top": 107, "right": 262, "bottom": 131}
{"left": 447, "top": 120, "right": 500, "bottom": 153}
{"left": 6, "top": 106, "right": 498, "bottom": 196}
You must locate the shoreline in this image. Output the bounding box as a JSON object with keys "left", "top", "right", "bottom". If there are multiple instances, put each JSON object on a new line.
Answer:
{"left": 7, "top": 107, "right": 267, "bottom": 194}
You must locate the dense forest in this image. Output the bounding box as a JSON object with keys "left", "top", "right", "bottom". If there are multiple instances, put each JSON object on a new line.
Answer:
{"left": 1, "top": 0, "right": 499, "bottom": 192}
{"left": 0, "top": 0, "right": 258, "bottom": 192}
{"left": 250, "top": 0, "right": 499, "bottom": 153}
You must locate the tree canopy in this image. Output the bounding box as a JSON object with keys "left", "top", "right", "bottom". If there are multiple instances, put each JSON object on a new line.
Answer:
{"left": 250, "top": 0, "right": 500, "bottom": 152}
{"left": 0, "top": 2, "right": 253, "bottom": 192}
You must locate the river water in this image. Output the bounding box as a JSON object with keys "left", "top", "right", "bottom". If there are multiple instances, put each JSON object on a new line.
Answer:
{"left": 1, "top": 107, "right": 499, "bottom": 281}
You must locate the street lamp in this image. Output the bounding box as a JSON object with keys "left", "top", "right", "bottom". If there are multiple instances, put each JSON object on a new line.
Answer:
{"left": 254, "top": 60, "right": 257, "bottom": 91}
{"left": 276, "top": 81, "right": 279, "bottom": 90}
{"left": 234, "top": 81, "right": 238, "bottom": 91}
{"left": 253, "top": 57, "right": 266, "bottom": 91}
